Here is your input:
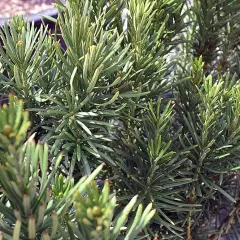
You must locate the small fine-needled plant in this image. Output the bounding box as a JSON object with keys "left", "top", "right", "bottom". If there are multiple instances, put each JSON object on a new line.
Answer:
{"left": 0, "top": 94, "right": 155, "bottom": 239}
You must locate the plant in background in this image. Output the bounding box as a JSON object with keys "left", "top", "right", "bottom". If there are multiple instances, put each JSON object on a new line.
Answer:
{"left": 110, "top": 98, "right": 201, "bottom": 238}
{"left": 0, "top": 17, "right": 54, "bottom": 107}
{"left": 175, "top": 57, "right": 240, "bottom": 239}
{"left": 183, "top": 0, "right": 240, "bottom": 74}
{"left": 36, "top": 0, "right": 138, "bottom": 174}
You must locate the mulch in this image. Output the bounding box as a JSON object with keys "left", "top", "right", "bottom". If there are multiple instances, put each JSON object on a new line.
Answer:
{"left": 0, "top": 0, "right": 55, "bottom": 18}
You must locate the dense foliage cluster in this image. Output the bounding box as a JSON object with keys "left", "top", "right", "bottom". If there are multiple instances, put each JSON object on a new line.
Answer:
{"left": 0, "top": 0, "right": 240, "bottom": 239}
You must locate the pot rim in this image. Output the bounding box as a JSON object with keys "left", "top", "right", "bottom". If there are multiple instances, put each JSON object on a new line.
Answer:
{"left": 0, "top": 7, "right": 58, "bottom": 26}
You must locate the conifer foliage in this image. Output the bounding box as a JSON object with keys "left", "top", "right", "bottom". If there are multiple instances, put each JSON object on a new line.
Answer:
{"left": 0, "top": 0, "right": 240, "bottom": 239}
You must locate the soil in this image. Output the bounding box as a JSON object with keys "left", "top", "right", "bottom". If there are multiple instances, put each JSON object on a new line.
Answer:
{"left": 0, "top": 0, "right": 55, "bottom": 18}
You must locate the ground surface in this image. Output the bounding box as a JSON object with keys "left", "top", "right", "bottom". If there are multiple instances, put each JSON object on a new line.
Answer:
{"left": 0, "top": 0, "right": 55, "bottom": 18}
